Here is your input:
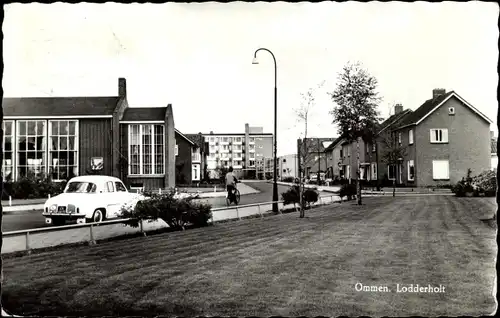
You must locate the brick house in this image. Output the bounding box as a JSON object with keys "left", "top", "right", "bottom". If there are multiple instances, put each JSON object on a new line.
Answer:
{"left": 340, "top": 88, "right": 492, "bottom": 187}
{"left": 2, "top": 78, "right": 177, "bottom": 190}
{"left": 174, "top": 131, "right": 209, "bottom": 184}
{"left": 296, "top": 137, "right": 337, "bottom": 179}
{"left": 185, "top": 133, "right": 209, "bottom": 182}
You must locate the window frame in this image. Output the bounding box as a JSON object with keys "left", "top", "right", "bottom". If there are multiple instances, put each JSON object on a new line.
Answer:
{"left": 16, "top": 120, "right": 48, "bottom": 180}
{"left": 432, "top": 160, "right": 450, "bottom": 180}
{"left": 430, "top": 128, "right": 449, "bottom": 144}
{"left": 407, "top": 160, "right": 415, "bottom": 181}
{"left": 409, "top": 129, "right": 414, "bottom": 145}
{"left": 2, "top": 120, "right": 15, "bottom": 181}
{"left": 128, "top": 124, "right": 165, "bottom": 176}
{"left": 398, "top": 132, "right": 402, "bottom": 144}
{"left": 48, "top": 120, "right": 79, "bottom": 182}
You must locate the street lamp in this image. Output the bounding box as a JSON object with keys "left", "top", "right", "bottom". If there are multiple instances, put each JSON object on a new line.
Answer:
{"left": 253, "top": 48, "right": 278, "bottom": 213}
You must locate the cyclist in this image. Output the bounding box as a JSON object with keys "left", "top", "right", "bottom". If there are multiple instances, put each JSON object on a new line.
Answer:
{"left": 225, "top": 166, "right": 239, "bottom": 203}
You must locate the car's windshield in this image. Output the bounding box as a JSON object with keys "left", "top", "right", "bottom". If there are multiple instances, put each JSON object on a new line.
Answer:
{"left": 65, "top": 182, "right": 97, "bottom": 193}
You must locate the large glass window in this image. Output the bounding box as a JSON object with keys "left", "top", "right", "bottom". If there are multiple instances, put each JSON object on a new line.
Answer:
{"left": 2, "top": 121, "right": 14, "bottom": 181}
{"left": 129, "top": 124, "right": 164, "bottom": 175}
{"left": 49, "top": 120, "right": 78, "bottom": 180}
{"left": 17, "top": 120, "right": 47, "bottom": 179}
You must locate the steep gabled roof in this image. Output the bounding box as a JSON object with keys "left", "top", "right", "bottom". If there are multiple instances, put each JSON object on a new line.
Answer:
{"left": 377, "top": 109, "right": 412, "bottom": 134}
{"left": 2, "top": 96, "right": 120, "bottom": 117}
{"left": 298, "top": 137, "right": 337, "bottom": 153}
{"left": 175, "top": 129, "right": 195, "bottom": 145}
{"left": 396, "top": 91, "right": 492, "bottom": 128}
{"left": 185, "top": 134, "right": 206, "bottom": 148}
{"left": 324, "top": 137, "right": 344, "bottom": 152}
{"left": 121, "top": 107, "right": 166, "bottom": 121}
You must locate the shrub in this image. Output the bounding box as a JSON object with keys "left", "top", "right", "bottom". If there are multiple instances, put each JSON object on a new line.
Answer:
{"left": 282, "top": 176, "right": 295, "bottom": 183}
{"left": 2, "top": 173, "right": 66, "bottom": 200}
{"left": 472, "top": 170, "right": 497, "bottom": 197}
{"left": 120, "top": 190, "right": 212, "bottom": 231}
{"left": 452, "top": 168, "right": 474, "bottom": 197}
{"left": 280, "top": 185, "right": 319, "bottom": 208}
{"left": 339, "top": 183, "right": 357, "bottom": 201}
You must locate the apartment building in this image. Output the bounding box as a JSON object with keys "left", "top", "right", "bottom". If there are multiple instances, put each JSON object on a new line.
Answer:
{"left": 199, "top": 123, "right": 273, "bottom": 178}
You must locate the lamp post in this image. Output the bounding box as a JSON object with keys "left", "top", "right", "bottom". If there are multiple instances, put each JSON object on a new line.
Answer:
{"left": 253, "top": 48, "right": 278, "bottom": 212}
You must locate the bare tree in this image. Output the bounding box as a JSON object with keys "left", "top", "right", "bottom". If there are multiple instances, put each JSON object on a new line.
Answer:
{"left": 329, "top": 61, "right": 381, "bottom": 205}
{"left": 380, "top": 131, "right": 407, "bottom": 197}
{"left": 296, "top": 81, "right": 324, "bottom": 218}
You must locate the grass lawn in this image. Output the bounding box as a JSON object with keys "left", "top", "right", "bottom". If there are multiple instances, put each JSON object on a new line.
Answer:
{"left": 1, "top": 195, "right": 497, "bottom": 317}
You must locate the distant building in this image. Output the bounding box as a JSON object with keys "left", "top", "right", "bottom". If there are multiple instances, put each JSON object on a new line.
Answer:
{"left": 278, "top": 154, "right": 298, "bottom": 180}
{"left": 195, "top": 123, "right": 273, "bottom": 179}
{"left": 296, "top": 137, "right": 337, "bottom": 179}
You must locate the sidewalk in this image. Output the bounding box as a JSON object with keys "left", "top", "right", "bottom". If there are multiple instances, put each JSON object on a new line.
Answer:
{"left": 2, "top": 195, "right": 340, "bottom": 254}
{"left": 1, "top": 183, "right": 261, "bottom": 213}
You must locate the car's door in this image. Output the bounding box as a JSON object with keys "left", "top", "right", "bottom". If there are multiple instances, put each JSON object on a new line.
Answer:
{"left": 114, "top": 181, "right": 133, "bottom": 213}
{"left": 104, "top": 181, "right": 121, "bottom": 218}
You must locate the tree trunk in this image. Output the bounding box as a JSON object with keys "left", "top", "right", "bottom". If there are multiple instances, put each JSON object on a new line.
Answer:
{"left": 356, "top": 137, "right": 362, "bottom": 205}
{"left": 299, "top": 180, "right": 305, "bottom": 218}
{"left": 393, "top": 177, "right": 396, "bottom": 197}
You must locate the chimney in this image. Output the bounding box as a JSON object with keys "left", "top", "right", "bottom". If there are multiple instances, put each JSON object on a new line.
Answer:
{"left": 432, "top": 88, "right": 446, "bottom": 99}
{"left": 118, "top": 78, "right": 127, "bottom": 98}
{"left": 394, "top": 103, "right": 403, "bottom": 115}
{"left": 210, "top": 131, "right": 214, "bottom": 135}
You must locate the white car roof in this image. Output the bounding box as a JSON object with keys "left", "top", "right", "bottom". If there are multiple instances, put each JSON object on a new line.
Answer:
{"left": 68, "top": 175, "right": 123, "bottom": 183}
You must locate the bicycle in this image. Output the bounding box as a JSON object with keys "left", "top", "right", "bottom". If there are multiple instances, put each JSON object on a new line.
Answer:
{"left": 226, "top": 184, "right": 241, "bottom": 206}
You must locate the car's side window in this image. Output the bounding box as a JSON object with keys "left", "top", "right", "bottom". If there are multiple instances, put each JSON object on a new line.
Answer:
{"left": 106, "top": 181, "right": 115, "bottom": 193}
{"left": 115, "top": 182, "right": 127, "bottom": 192}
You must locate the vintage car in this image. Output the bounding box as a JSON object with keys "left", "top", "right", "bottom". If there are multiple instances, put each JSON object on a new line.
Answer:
{"left": 42, "top": 175, "right": 147, "bottom": 226}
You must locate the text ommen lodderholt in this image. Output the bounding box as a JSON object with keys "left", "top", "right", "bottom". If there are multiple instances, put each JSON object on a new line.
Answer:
{"left": 396, "top": 283, "right": 445, "bottom": 293}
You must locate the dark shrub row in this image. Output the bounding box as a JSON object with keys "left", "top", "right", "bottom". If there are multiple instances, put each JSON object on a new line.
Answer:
{"left": 281, "top": 185, "right": 319, "bottom": 208}
{"left": 120, "top": 190, "right": 212, "bottom": 231}
{"left": 452, "top": 169, "right": 497, "bottom": 197}
{"left": 2, "top": 173, "right": 67, "bottom": 200}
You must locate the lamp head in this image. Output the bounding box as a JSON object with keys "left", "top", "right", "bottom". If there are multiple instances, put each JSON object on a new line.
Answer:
{"left": 252, "top": 57, "right": 259, "bottom": 65}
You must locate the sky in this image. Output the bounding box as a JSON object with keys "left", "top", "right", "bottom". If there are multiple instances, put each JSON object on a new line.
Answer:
{"left": 3, "top": 2, "right": 499, "bottom": 156}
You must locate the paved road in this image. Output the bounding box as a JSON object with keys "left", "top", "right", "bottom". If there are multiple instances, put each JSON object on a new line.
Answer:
{"left": 2, "top": 182, "right": 335, "bottom": 232}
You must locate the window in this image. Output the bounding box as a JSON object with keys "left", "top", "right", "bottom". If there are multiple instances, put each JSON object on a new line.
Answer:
{"left": 430, "top": 129, "right": 448, "bottom": 143}
{"left": 105, "top": 181, "right": 115, "bottom": 192}
{"left": 17, "top": 120, "right": 47, "bottom": 179}
{"left": 249, "top": 160, "right": 255, "bottom": 167}
{"left": 48, "top": 120, "right": 78, "bottom": 181}
{"left": 209, "top": 137, "right": 215, "bottom": 142}
{"left": 249, "top": 137, "right": 255, "bottom": 143}
{"left": 432, "top": 160, "right": 449, "bottom": 180}
{"left": 398, "top": 133, "right": 402, "bottom": 144}
{"left": 2, "top": 121, "right": 14, "bottom": 181}
{"left": 370, "top": 163, "right": 377, "bottom": 180}
{"left": 65, "top": 181, "right": 96, "bottom": 193}
{"left": 346, "top": 165, "right": 350, "bottom": 179}
{"left": 388, "top": 165, "right": 396, "bottom": 180}
{"left": 372, "top": 144, "right": 376, "bottom": 152}
{"left": 115, "top": 182, "right": 127, "bottom": 192}
{"left": 407, "top": 160, "right": 415, "bottom": 181}
{"left": 409, "top": 129, "right": 414, "bottom": 145}
{"left": 128, "top": 124, "right": 165, "bottom": 175}
{"left": 339, "top": 149, "right": 343, "bottom": 158}
{"left": 283, "top": 159, "right": 286, "bottom": 163}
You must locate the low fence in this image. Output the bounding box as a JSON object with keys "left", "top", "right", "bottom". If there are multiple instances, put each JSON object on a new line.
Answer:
{"left": 2, "top": 195, "right": 340, "bottom": 255}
